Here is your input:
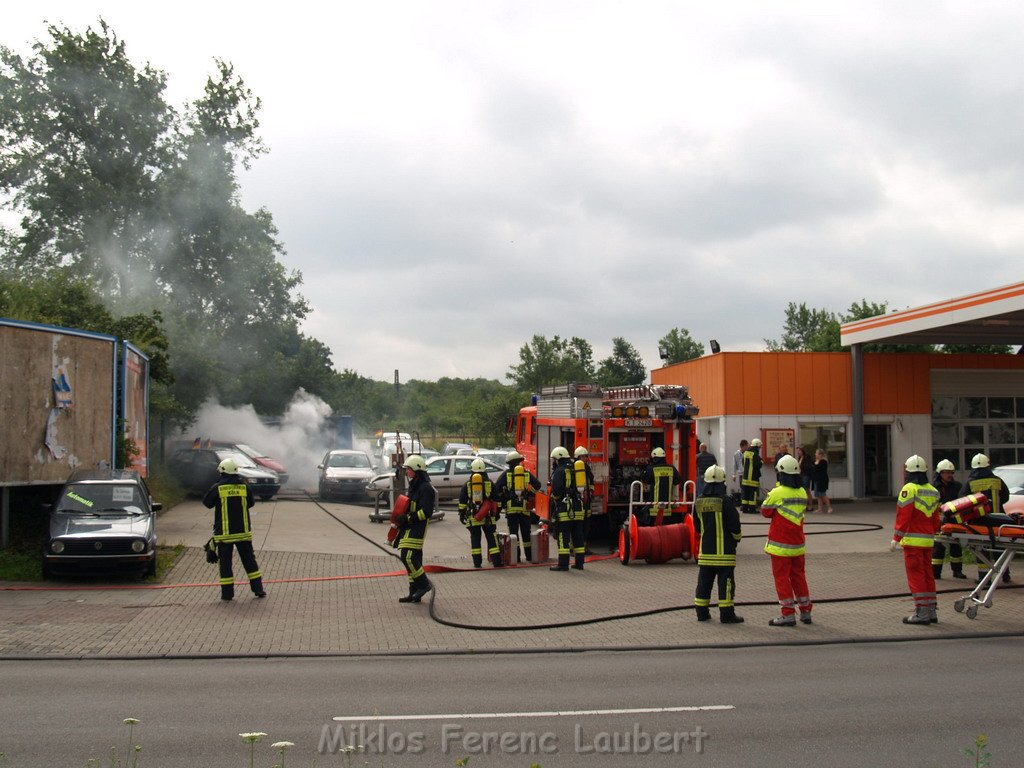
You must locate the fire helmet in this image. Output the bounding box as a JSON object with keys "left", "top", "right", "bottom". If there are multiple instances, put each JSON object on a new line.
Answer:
{"left": 651, "top": 447, "right": 666, "bottom": 458}
{"left": 971, "top": 453, "right": 990, "bottom": 469}
{"left": 574, "top": 446, "right": 589, "bottom": 458}
{"left": 403, "top": 455, "right": 426, "bottom": 472}
{"left": 550, "top": 446, "right": 570, "bottom": 460}
{"left": 704, "top": 465, "right": 726, "bottom": 483}
{"left": 505, "top": 450, "right": 523, "bottom": 464}
{"left": 936, "top": 459, "right": 955, "bottom": 472}
{"left": 750, "top": 439, "right": 762, "bottom": 448}
{"left": 217, "top": 458, "right": 238, "bottom": 474}
{"left": 905, "top": 455, "right": 928, "bottom": 473}
{"left": 470, "top": 458, "right": 487, "bottom": 472}
{"left": 776, "top": 455, "right": 800, "bottom": 475}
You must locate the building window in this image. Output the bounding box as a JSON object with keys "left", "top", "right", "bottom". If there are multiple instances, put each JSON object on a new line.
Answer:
{"left": 799, "top": 423, "right": 847, "bottom": 479}
{"left": 931, "top": 395, "right": 1022, "bottom": 471}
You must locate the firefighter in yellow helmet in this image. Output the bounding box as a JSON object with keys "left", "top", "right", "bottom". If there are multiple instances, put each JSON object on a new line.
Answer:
{"left": 458, "top": 457, "right": 502, "bottom": 568}
{"left": 693, "top": 465, "right": 744, "bottom": 624}
{"left": 741, "top": 439, "right": 764, "bottom": 514}
{"left": 960, "top": 453, "right": 1011, "bottom": 583}
{"left": 395, "top": 454, "right": 437, "bottom": 603}
{"left": 641, "top": 446, "right": 682, "bottom": 525}
{"left": 202, "top": 457, "right": 265, "bottom": 601}
{"left": 574, "top": 446, "right": 596, "bottom": 552}
{"left": 548, "top": 446, "right": 587, "bottom": 571}
{"left": 493, "top": 450, "right": 540, "bottom": 563}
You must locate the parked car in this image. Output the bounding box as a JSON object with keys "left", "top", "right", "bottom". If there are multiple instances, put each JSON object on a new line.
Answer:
{"left": 474, "top": 449, "right": 510, "bottom": 468}
{"left": 43, "top": 470, "right": 160, "bottom": 578}
{"left": 375, "top": 437, "right": 424, "bottom": 471}
{"left": 207, "top": 441, "right": 289, "bottom": 485}
{"left": 441, "top": 442, "right": 474, "bottom": 456}
{"left": 993, "top": 464, "right": 1024, "bottom": 515}
{"left": 365, "top": 455, "right": 506, "bottom": 501}
{"left": 167, "top": 448, "right": 281, "bottom": 500}
{"left": 318, "top": 449, "right": 375, "bottom": 501}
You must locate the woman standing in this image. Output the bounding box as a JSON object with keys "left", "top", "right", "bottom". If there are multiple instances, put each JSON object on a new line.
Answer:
{"left": 795, "top": 447, "right": 813, "bottom": 510}
{"left": 811, "top": 449, "right": 832, "bottom": 514}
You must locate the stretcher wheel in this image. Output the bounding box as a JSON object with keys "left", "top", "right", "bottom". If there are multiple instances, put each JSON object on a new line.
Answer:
{"left": 966, "top": 605, "right": 979, "bottom": 620}
{"left": 984, "top": 598, "right": 993, "bottom": 609}
{"left": 953, "top": 599, "right": 965, "bottom": 613}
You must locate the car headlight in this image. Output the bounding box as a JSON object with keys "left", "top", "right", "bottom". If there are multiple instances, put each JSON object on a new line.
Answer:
{"left": 131, "top": 540, "right": 146, "bottom": 553}
{"left": 51, "top": 540, "right": 65, "bottom": 554}
{"left": 246, "top": 477, "right": 258, "bottom": 485}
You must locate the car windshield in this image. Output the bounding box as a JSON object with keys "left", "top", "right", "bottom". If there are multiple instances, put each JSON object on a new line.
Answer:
{"left": 215, "top": 450, "right": 258, "bottom": 469}
{"left": 58, "top": 483, "right": 145, "bottom": 514}
{"left": 994, "top": 467, "right": 1024, "bottom": 494}
{"left": 328, "top": 453, "right": 371, "bottom": 469}
{"left": 233, "top": 443, "right": 264, "bottom": 459}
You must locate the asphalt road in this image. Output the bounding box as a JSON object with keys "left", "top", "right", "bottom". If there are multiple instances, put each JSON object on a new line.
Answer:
{"left": 3, "top": 638, "right": 1019, "bottom": 767}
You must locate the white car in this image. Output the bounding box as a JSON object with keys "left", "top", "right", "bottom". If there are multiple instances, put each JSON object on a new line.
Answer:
{"left": 365, "top": 455, "right": 506, "bottom": 502}
{"left": 318, "top": 449, "right": 376, "bottom": 501}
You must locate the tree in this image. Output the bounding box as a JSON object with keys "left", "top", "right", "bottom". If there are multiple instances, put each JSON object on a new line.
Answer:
{"left": 941, "top": 343, "right": 1012, "bottom": 354}
{"left": 596, "top": 337, "right": 647, "bottom": 385}
{"left": 764, "top": 303, "right": 841, "bottom": 352}
{"left": 657, "top": 328, "right": 705, "bottom": 364}
{"left": 507, "top": 335, "right": 595, "bottom": 391}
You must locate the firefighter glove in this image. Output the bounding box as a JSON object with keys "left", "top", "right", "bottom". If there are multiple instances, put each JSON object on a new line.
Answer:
{"left": 889, "top": 538, "right": 900, "bottom": 552}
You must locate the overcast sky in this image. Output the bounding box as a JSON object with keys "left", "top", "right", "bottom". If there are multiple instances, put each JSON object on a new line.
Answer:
{"left": 6, "top": 2, "right": 1023, "bottom": 383}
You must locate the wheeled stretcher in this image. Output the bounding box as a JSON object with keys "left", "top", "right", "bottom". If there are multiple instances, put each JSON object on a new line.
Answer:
{"left": 937, "top": 513, "right": 1024, "bottom": 619}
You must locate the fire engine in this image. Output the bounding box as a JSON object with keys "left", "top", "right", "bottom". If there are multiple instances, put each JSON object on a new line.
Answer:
{"left": 514, "top": 382, "right": 699, "bottom": 537}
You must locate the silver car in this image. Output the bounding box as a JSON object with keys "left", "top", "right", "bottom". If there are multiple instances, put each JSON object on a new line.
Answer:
{"left": 365, "top": 455, "right": 506, "bottom": 502}
{"left": 318, "top": 449, "right": 375, "bottom": 501}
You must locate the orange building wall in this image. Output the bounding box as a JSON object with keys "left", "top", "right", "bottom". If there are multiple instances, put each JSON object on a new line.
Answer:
{"left": 652, "top": 352, "right": 1024, "bottom": 417}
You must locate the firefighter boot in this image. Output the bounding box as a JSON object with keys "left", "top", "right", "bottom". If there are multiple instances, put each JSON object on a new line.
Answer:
{"left": 491, "top": 553, "right": 504, "bottom": 568}
{"left": 695, "top": 607, "right": 712, "bottom": 622}
{"left": 799, "top": 611, "right": 813, "bottom": 625}
{"left": 933, "top": 564, "right": 943, "bottom": 579}
{"left": 902, "top": 606, "right": 932, "bottom": 625}
{"left": 550, "top": 555, "right": 570, "bottom": 572}
{"left": 719, "top": 607, "right": 745, "bottom": 624}
{"left": 929, "top": 607, "right": 939, "bottom": 624}
{"left": 251, "top": 577, "right": 266, "bottom": 598}
{"left": 571, "top": 554, "right": 585, "bottom": 570}
{"left": 398, "top": 581, "right": 417, "bottom": 603}
{"left": 768, "top": 614, "right": 797, "bottom": 627}
{"left": 952, "top": 568, "right": 967, "bottom": 579}
{"left": 410, "top": 578, "right": 433, "bottom": 603}
{"left": 1003, "top": 568, "right": 1012, "bottom": 584}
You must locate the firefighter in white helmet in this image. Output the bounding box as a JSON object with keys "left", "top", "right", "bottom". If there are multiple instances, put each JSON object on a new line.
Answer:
{"left": 693, "top": 465, "right": 744, "bottom": 624}
{"left": 458, "top": 457, "right": 502, "bottom": 568}
{"left": 762, "top": 454, "right": 812, "bottom": 626}
{"left": 891, "top": 455, "right": 941, "bottom": 624}
{"left": 959, "top": 453, "right": 1011, "bottom": 583}
{"left": 641, "top": 446, "right": 682, "bottom": 525}
{"left": 396, "top": 454, "right": 436, "bottom": 603}
{"left": 202, "top": 457, "right": 265, "bottom": 601}
{"left": 548, "top": 445, "right": 587, "bottom": 571}
{"left": 741, "top": 439, "right": 764, "bottom": 514}
{"left": 930, "top": 459, "right": 966, "bottom": 580}
{"left": 493, "top": 451, "right": 540, "bottom": 563}
{"left": 574, "top": 446, "right": 596, "bottom": 552}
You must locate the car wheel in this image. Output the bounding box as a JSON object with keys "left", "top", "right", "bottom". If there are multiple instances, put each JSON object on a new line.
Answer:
{"left": 41, "top": 561, "right": 53, "bottom": 580}
{"left": 259, "top": 494, "right": 273, "bottom": 501}
{"left": 145, "top": 555, "right": 157, "bottom": 578}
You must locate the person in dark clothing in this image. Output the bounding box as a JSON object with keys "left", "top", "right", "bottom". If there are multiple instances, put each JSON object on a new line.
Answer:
{"left": 693, "top": 465, "right": 744, "bottom": 624}
{"left": 493, "top": 450, "right": 540, "bottom": 563}
{"left": 395, "top": 454, "right": 436, "bottom": 603}
{"left": 740, "top": 439, "right": 764, "bottom": 514}
{"left": 795, "top": 447, "right": 814, "bottom": 511}
{"left": 811, "top": 448, "right": 832, "bottom": 514}
{"left": 574, "top": 446, "right": 596, "bottom": 554}
{"left": 548, "top": 446, "right": 586, "bottom": 571}
{"left": 960, "top": 453, "right": 1011, "bottom": 583}
{"left": 931, "top": 459, "right": 966, "bottom": 579}
{"left": 203, "top": 457, "right": 265, "bottom": 601}
{"left": 642, "top": 447, "right": 683, "bottom": 524}
{"left": 694, "top": 443, "right": 717, "bottom": 498}
{"left": 458, "top": 458, "right": 502, "bottom": 568}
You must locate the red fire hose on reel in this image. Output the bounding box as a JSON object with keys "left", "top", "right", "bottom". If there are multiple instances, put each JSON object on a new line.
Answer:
{"left": 618, "top": 506, "right": 699, "bottom": 565}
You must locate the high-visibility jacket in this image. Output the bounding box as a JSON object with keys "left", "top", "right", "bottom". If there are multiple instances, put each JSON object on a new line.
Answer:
{"left": 893, "top": 481, "right": 941, "bottom": 548}
{"left": 204, "top": 477, "right": 256, "bottom": 544}
{"left": 458, "top": 475, "right": 497, "bottom": 526}
{"left": 642, "top": 460, "right": 681, "bottom": 507}
{"left": 742, "top": 449, "right": 762, "bottom": 488}
{"left": 493, "top": 464, "right": 540, "bottom": 515}
{"left": 398, "top": 473, "right": 436, "bottom": 550}
{"left": 760, "top": 483, "right": 807, "bottom": 557}
{"left": 693, "top": 493, "right": 742, "bottom": 567}
{"left": 961, "top": 472, "right": 1010, "bottom": 516}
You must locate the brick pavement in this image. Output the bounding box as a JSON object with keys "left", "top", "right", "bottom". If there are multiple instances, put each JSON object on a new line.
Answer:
{"left": 2, "top": 498, "right": 1022, "bottom": 658}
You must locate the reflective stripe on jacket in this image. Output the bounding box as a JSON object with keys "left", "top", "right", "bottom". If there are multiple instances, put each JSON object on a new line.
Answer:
{"left": 894, "top": 481, "right": 940, "bottom": 548}
{"left": 761, "top": 485, "right": 807, "bottom": 557}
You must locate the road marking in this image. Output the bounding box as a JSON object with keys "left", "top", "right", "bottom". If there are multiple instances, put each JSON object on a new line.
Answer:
{"left": 334, "top": 705, "right": 734, "bottom": 722}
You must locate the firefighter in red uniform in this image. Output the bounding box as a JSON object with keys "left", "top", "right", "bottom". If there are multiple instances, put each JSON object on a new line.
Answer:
{"left": 741, "top": 438, "right": 764, "bottom": 514}
{"left": 549, "top": 446, "right": 587, "bottom": 571}
{"left": 891, "top": 455, "right": 941, "bottom": 624}
{"left": 395, "top": 454, "right": 436, "bottom": 603}
{"left": 931, "top": 459, "right": 966, "bottom": 580}
{"left": 761, "top": 454, "right": 812, "bottom": 626}
{"left": 642, "top": 447, "right": 682, "bottom": 525}
{"left": 693, "top": 465, "right": 744, "bottom": 624}
{"left": 202, "top": 458, "right": 266, "bottom": 601}
{"left": 459, "top": 458, "right": 503, "bottom": 568}
{"left": 960, "top": 453, "right": 1012, "bottom": 583}
{"left": 493, "top": 451, "right": 540, "bottom": 563}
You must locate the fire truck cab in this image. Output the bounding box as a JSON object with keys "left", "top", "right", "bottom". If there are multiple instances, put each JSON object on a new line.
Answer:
{"left": 515, "top": 383, "right": 699, "bottom": 534}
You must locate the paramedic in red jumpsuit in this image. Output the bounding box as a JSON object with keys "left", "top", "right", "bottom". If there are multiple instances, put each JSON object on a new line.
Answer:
{"left": 761, "top": 455, "right": 812, "bottom": 626}
{"left": 891, "top": 455, "right": 941, "bottom": 624}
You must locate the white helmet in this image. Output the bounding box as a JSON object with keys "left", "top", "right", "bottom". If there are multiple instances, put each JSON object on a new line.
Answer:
{"left": 403, "top": 455, "right": 426, "bottom": 472}
{"left": 651, "top": 447, "right": 666, "bottom": 458}
{"left": 550, "top": 446, "right": 570, "bottom": 460}
{"left": 776, "top": 455, "right": 801, "bottom": 475}
{"left": 470, "top": 458, "right": 487, "bottom": 472}
{"left": 574, "top": 446, "right": 589, "bottom": 458}
{"left": 971, "top": 453, "right": 990, "bottom": 469}
{"left": 217, "top": 458, "right": 238, "bottom": 474}
{"left": 905, "top": 455, "right": 928, "bottom": 473}
{"left": 703, "top": 465, "right": 726, "bottom": 483}
{"left": 936, "top": 459, "right": 955, "bottom": 472}
{"left": 750, "top": 439, "right": 762, "bottom": 448}
{"left": 505, "top": 451, "right": 523, "bottom": 464}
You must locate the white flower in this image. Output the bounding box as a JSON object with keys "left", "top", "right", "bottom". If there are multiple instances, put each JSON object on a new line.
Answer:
{"left": 123, "top": 718, "right": 140, "bottom": 725}
{"left": 272, "top": 741, "right": 295, "bottom": 749}
{"left": 239, "top": 732, "right": 268, "bottom": 742}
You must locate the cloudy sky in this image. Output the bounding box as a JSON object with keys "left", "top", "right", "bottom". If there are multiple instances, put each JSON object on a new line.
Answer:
{"left": 6, "top": 2, "right": 1023, "bottom": 383}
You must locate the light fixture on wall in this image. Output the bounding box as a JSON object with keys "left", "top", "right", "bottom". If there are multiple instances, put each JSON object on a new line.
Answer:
{"left": 709, "top": 340, "right": 721, "bottom": 354}
{"left": 896, "top": 418, "right": 904, "bottom": 433}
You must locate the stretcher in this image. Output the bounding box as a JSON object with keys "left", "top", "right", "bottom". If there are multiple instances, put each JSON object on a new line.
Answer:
{"left": 937, "top": 512, "right": 1024, "bottom": 619}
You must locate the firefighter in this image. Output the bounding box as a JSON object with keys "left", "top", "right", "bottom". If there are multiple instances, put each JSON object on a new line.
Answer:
{"left": 741, "top": 438, "right": 764, "bottom": 514}
{"left": 395, "top": 454, "right": 437, "bottom": 603}
{"left": 959, "top": 453, "right": 1012, "bottom": 583}
{"left": 931, "top": 459, "right": 966, "bottom": 580}
{"left": 574, "top": 446, "right": 596, "bottom": 552}
{"left": 693, "top": 465, "right": 744, "bottom": 624}
{"left": 493, "top": 450, "right": 540, "bottom": 563}
{"left": 761, "top": 454, "right": 812, "bottom": 626}
{"left": 549, "top": 446, "right": 587, "bottom": 571}
{"left": 641, "top": 447, "right": 682, "bottom": 525}
{"left": 458, "top": 458, "right": 502, "bottom": 568}
{"left": 202, "top": 458, "right": 266, "bottom": 601}
{"left": 891, "top": 455, "right": 941, "bottom": 624}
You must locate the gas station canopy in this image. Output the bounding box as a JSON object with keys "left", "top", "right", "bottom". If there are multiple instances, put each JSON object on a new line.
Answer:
{"left": 840, "top": 281, "right": 1024, "bottom": 348}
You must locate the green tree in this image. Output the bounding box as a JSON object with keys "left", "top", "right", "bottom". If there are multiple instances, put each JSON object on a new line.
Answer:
{"left": 507, "top": 334, "right": 595, "bottom": 391}
{"left": 941, "top": 343, "right": 1012, "bottom": 354}
{"left": 657, "top": 327, "right": 705, "bottom": 363}
{"left": 596, "top": 337, "right": 647, "bottom": 385}
{"left": 765, "top": 302, "right": 841, "bottom": 351}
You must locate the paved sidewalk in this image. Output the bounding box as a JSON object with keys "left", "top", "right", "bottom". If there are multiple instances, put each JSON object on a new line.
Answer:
{"left": 2, "top": 497, "right": 1021, "bottom": 658}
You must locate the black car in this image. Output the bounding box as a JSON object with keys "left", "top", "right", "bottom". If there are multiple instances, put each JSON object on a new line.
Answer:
{"left": 43, "top": 470, "right": 161, "bottom": 578}
{"left": 167, "top": 448, "right": 281, "bottom": 500}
